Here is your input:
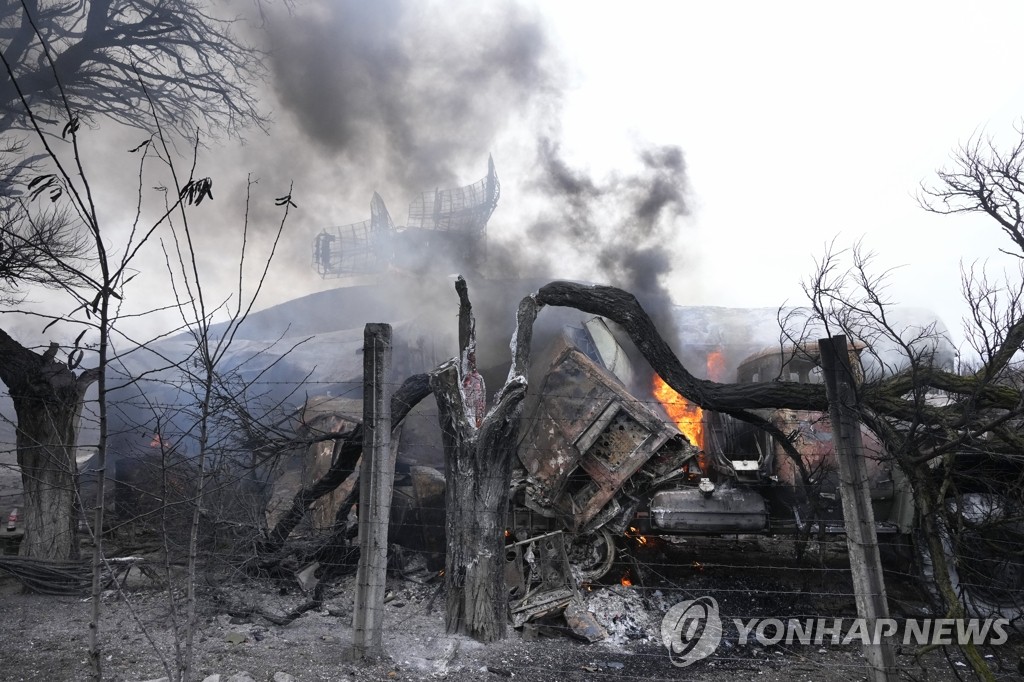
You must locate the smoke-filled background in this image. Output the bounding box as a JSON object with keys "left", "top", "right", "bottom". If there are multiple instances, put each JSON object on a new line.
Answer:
{"left": 0, "top": 0, "right": 685, "bottom": 353}
{"left": 5, "top": 0, "right": 1024, "bottom": 358}
{"left": 234, "top": 0, "right": 693, "bottom": 327}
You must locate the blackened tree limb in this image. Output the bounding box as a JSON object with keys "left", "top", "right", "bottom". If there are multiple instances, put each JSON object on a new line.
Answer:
{"left": 505, "top": 294, "right": 539, "bottom": 387}
{"left": 536, "top": 281, "right": 828, "bottom": 411}
{"left": 455, "top": 275, "right": 485, "bottom": 427}
{"left": 456, "top": 276, "right": 475, "bottom": 360}
{"left": 534, "top": 281, "right": 815, "bottom": 463}
{"left": 259, "top": 373, "right": 431, "bottom": 555}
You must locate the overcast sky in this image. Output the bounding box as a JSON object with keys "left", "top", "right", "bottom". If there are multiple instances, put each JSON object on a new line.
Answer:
{"left": 539, "top": 2, "right": 1024, "bottom": 336}
{"left": 12, "top": 0, "right": 1024, "bottom": 356}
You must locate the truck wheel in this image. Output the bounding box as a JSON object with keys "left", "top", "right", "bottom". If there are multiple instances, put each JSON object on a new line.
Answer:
{"left": 918, "top": 493, "right": 1024, "bottom": 624}
{"left": 566, "top": 529, "right": 616, "bottom": 582}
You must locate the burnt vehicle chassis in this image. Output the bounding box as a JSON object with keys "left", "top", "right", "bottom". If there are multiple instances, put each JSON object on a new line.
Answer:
{"left": 500, "top": 321, "right": 1024, "bottom": 624}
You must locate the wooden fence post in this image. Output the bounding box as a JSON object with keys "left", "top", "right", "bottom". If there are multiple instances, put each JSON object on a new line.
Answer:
{"left": 818, "top": 335, "right": 898, "bottom": 681}
{"left": 351, "top": 323, "right": 393, "bottom": 659}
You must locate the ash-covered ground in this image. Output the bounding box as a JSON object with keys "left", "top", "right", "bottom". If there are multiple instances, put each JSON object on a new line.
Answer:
{"left": 1, "top": 536, "right": 1021, "bottom": 681}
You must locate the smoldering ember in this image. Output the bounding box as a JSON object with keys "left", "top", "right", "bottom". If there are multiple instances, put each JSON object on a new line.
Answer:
{"left": 2, "top": 153, "right": 1023, "bottom": 682}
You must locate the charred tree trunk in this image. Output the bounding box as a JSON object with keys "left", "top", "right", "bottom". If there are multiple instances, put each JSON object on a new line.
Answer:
{"left": 431, "top": 278, "right": 536, "bottom": 642}
{"left": 0, "top": 329, "right": 97, "bottom": 560}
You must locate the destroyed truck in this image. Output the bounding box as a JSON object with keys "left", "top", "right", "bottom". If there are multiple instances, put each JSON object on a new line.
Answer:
{"left": 496, "top": 317, "right": 1024, "bottom": 624}
{"left": 508, "top": 320, "right": 903, "bottom": 571}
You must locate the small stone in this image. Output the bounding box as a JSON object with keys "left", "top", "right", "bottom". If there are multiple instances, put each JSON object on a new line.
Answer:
{"left": 224, "top": 632, "right": 247, "bottom": 645}
{"left": 225, "top": 673, "right": 257, "bottom": 682}
{"left": 200, "top": 676, "right": 221, "bottom": 682}
{"left": 273, "top": 674, "right": 296, "bottom": 682}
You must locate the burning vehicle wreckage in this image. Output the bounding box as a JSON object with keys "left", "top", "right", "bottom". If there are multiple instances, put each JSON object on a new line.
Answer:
{"left": 495, "top": 320, "right": 907, "bottom": 630}
{"left": 263, "top": 308, "right": 1024, "bottom": 637}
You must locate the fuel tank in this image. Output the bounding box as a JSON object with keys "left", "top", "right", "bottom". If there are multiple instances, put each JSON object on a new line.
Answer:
{"left": 649, "top": 484, "right": 769, "bottom": 533}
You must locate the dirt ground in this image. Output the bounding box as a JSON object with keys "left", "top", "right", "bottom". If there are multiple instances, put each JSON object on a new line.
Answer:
{"left": 2, "top": 536, "right": 1022, "bottom": 682}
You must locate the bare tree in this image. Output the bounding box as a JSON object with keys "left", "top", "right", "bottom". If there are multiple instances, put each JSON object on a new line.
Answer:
{"left": 787, "top": 241, "right": 1022, "bottom": 681}
{"left": 921, "top": 127, "right": 1024, "bottom": 259}
{"left": 0, "top": 0, "right": 266, "bottom": 138}
{"left": 0, "top": 0, "right": 269, "bottom": 296}
{"left": 137, "top": 166, "right": 294, "bottom": 681}
{"left": 0, "top": 0, "right": 268, "bottom": 566}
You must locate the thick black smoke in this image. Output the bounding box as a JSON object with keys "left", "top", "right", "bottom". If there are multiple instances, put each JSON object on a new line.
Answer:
{"left": 489, "top": 136, "right": 690, "bottom": 344}
{"left": 264, "top": 0, "right": 555, "bottom": 191}
{"left": 251, "top": 0, "right": 693, "bottom": 368}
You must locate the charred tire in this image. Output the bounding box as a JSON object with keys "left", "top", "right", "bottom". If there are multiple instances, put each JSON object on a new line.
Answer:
{"left": 566, "top": 529, "right": 616, "bottom": 582}
{"left": 917, "top": 493, "right": 1024, "bottom": 625}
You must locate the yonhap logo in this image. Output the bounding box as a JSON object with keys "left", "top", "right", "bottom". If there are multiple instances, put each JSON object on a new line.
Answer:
{"left": 660, "top": 596, "right": 723, "bottom": 667}
{"left": 660, "top": 595, "right": 1009, "bottom": 668}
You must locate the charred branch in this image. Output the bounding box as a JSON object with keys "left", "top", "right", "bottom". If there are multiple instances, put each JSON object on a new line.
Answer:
{"left": 535, "top": 281, "right": 827, "bottom": 411}
{"left": 258, "top": 373, "right": 431, "bottom": 557}
{"left": 533, "top": 281, "right": 814, "bottom": 466}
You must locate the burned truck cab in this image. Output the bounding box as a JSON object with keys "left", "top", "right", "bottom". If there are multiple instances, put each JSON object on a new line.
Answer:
{"left": 513, "top": 334, "right": 695, "bottom": 538}
{"left": 514, "top": 320, "right": 914, "bottom": 560}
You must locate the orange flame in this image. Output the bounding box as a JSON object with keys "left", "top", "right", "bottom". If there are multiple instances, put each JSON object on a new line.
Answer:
{"left": 626, "top": 525, "right": 649, "bottom": 546}
{"left": 707, "top": 348, "right": 727, "bottom": 382}
{"left": 620, "top": 571, "right": 633, "bottom": 587}
{"left": 652, "top": 375, "right": 704, "bottom": 450}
